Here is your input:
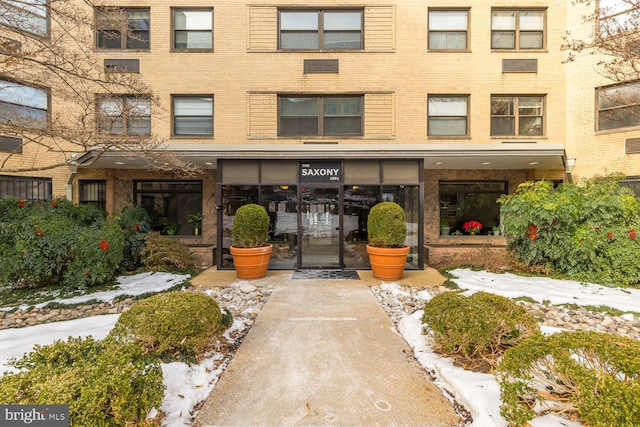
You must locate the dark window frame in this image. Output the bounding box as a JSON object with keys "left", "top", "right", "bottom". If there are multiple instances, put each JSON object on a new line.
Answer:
{"left": 171, "top": 7, "right": 213, "bottom": 51}
{"left": 621, "top": 176, "right": 640, "bottom": 196}
{"left": 490, "top": 95, "right": 545, "bottom": 137}
{"left": 171, "top": 94, "right": 214, "bottom": 137}
{"left": 491, "top": 8, "right": 546, "bottom": 50}
{"left": 428, "top": 8, "right": 470, "bottom": 51}
{"left": 0, "top": 175, "right": 52, "bottom": 202}
{"left": 278, "top": 9, "right": 363, "bottom": 51}
{"left": 78, "top": 179, "right": 107, "bottom": 209}
{"left": 95, "top": 7, "right": 150, "bottom": 50}
{"left": 428, "top": 94, "right": 469, "bottom": 136}
{"left": 597, "top": 81, "right": 640, "bottom": 131}
{"left": 278, "top": 95, "right": 363, "bottom": 137}
{"left": 0, "top": 77, "right": 49, "bottom": 128}
{"left": 96, "top": 94, "right": 151, "bottom": 136}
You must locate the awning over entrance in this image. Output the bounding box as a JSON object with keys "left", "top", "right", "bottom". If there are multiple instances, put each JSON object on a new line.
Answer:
{"left": 76, "top": 143, "right": 567, "bottom": 171}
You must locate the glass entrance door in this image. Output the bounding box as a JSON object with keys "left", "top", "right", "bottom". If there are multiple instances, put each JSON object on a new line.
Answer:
{"left": 300, "top": 187, "right": 340, "bottom": 268}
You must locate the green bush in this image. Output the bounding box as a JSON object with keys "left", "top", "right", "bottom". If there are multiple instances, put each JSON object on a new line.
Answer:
{"left": 367, "top": 201, "right": 407, "bottom": 248}
{"left": 422, "top": 291, "right": 539, "bottom": 370}
{"left": 0, "top": 336, "right": 164, "bottom": 426}
{"left": 498, "top": 331, "right": 640, "bottom": 426}
{"left": 109, "top": 291, "right": 228, "bottom": 362}
{"left": 142, "top": 232, "right": 200, "bottom": 273}
{"left": 232, "top": 203, "right": 270, "bottom": 248}
{"left": 498, "top": 175, "right": 640, "bottom": 286}
{"left": 114, "top": 205, "right": 152, "bottom": 271}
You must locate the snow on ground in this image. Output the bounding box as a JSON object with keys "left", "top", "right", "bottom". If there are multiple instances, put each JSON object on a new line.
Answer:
{"left": 1, "top": 269, "right": 638, "bottom": 426}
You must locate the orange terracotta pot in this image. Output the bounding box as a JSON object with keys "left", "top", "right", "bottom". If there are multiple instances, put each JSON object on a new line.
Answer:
{"left": 366, "top": 245, "right": 410, "bottom": 281}
{"left": 230, "top": 244, "right": 273, "bottom": 280}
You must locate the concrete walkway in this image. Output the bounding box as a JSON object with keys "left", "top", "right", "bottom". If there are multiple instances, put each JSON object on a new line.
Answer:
{"left": 193, "top": 276, "right": 461, "bottom": 427}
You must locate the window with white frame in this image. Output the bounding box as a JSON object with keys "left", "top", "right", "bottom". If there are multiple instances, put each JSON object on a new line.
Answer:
{"left": 0, "top": 0, "right": 47, "bottom": 37}
{"left": 597, "top": 81, "right": 640, "bottom": 131}
{"left": 491, "top": 9, "right": 545, "bottom": 50}
{"left": 491, "top": 95, "right": 544, "bottom": 136}
{"left": 97, "top": 95, "right": 151, "bottom": 136}
{"left": 279, "top": 95, "right": 362, "bottom": 136}
{"left": 172, "top": 95, "right": 213, "bottom": 136}
{"left": 96, "top": 7, "right": 150, "bottom": 50}
{"left": 173, "top": 9, "right": 212, "bottom": 50}
{"left": 428, "top": 95, "right": 469, "bottom": 136}
{"left": 428, "top": 10, "right": 468, "bottom": 50}
{"left": 0, "top": 79, "right": 48, "bottom": 127}
{"left": 279, "top": 10, "right": 362, "bottom": 50}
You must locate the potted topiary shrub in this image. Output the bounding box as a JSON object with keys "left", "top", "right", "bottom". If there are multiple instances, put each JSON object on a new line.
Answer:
{"left": 366, "top": 201, "right": 409, "bottom": 280}
{"left": 230, "top": 203, "right": 272, "bottom": 279}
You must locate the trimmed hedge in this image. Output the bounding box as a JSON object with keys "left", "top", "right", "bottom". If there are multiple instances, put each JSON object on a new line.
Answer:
{"left": 498, "top": 331, "right": 640, "bottom": 426}
{"left": 422, "top": 291, "right": 539, "bottom": 370}
{"left": 0, "top": 336, "right": 164, "bottom": 426}
{"left": 109, "top": 291, "right": 229, "bottom": 362}
{"left": 142, "top": 232, "right": 200, "bottom": 273}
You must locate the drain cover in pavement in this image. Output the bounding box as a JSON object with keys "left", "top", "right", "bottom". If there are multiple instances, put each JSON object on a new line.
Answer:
{"left": 291, "top": 270, "right": 360, "bottom": 280}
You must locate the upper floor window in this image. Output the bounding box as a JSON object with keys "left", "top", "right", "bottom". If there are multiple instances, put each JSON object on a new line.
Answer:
{"left": 172, "top": 95, "right": 213, "bottom": 137}
{"left": 96, "top": 8, "right": 150, "bottom": 50}
{"left": 0, "top": 0, "right": 47, "bottom": 37}
{"left": 279, "top": 10, "right": 362, "bottom": 50}
{"left": 173, "top": 8, "right": 212, "bottom": 50}
{"left": 0, "top": 79, "right": 48, "bottom": 127}
{"left": 597, "top": 81, "right": 640, "bottom": 131}
{"left": 491, "top": 9, "right": 545, "bottom": 50}
{"left": 428, "top": 10, "right": 468, "bottom": 50}
{"left": 428, "top": 95, "right": 469, "bottom": 136}
{"left": 598, "top": 0, "right": 637, "bottom": 37}
{"left": 491, "top": 95, "right": 544, "bottom": 136}
{"left": 279, "top": 95, "right": 362, "bottom": 136}
{"left": 97, "top": 95, "right": 151, "bottom": 136}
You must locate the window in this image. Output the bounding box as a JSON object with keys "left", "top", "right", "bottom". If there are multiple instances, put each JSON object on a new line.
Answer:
{"left": 621, "top": 177, "right": 640, "bottom": 196}
{"left": 172, "top": 95, "right": 213, "bottom": 136}
{"left": 598, "top": 0, "right": 637, "bottom": 37}
{"left": 428, "top": 10, "right": 468, "bottom": 50}
{"left": 97, "top": 95, "right": 151, "bottom": 136}
{"left": 491, "top": 96, "right": 544, "bottom": 136}
{"left": 79, "top": 180, "right": 106, "bottom": 209}
{"left": 279, "top": 96, "right": 362, "bottom": 136}
{"left": 0, "top": 79, "right": 48, "bottom": 127}
{"left": 0, "top": 0, "right": 47, "bottom": 37}
{"left": 597, "top": 81, "right": 640, "bottom": 131}
{"left": 279, "top": 10, "right": 362, "bottom": 50}
{"left": 96, "top": 8, "right": 150, "bottom": 50}
{"left": 491, "top": 9, "right": 545, "bottom": 49}
{"left": 134, "top": 181, "right": 202, "bottom": 236}
{"left": 173, "top": 9, "right": 212, "bottom": 50}
{"left": 428, "top": 95, "right": 468, "bottom": 136}
{"left": 0, "top": 175, "right": 51, "bottom": 202}
{"left": 439, "top": 181, "right": 507, "bottom": 235}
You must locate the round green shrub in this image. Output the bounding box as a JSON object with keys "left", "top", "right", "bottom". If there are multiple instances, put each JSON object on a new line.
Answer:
{"left": 367, "top": 201, "right": 407, "bottom": 248}
{"left": 422, "top": 291, "right": 539, "bottom": 370}
{"left": 142, "top": 232, "right": 200, "bottom": 273}
{"left": 0, "top": 336, "right": 164, "bottom": 426}
{"left": 498, "top": 331, "right": 640, "bottom": 426}
{"left": 232, "top": 203, "right": 270, "bottom": 248}
{"left": 109, "top": 291, "right": 227, "bottom": 362}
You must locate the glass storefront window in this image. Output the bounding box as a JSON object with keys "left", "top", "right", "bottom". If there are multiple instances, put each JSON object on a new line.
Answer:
{"left": 343, "top": 185, "right": 380, "bottom": 269}
{"left": 262, "top": 185, "right": 298, "bottom": 269}
{"left": 221, "top": 185, "right": 259, "bottom": 268}
{"left": 135, "top": 181, "right": 202, "bottom": 236}
{"left": 382, "top": 185, "right": 420, "bottom": 268}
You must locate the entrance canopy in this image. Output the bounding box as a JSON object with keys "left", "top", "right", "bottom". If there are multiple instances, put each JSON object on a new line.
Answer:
{"left": 76, "top": 143, "right": 567, "bottom": 171}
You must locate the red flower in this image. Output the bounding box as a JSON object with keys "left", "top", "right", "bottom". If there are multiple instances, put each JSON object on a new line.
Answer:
{"left": 51, "top": 201, "right": 57, "bottom": 208}
{"left": 35, "top": 229, "right": 44, "bottom": 236}
{"left": 630, "top": 227, "right": 635, "bottom": 233}
{"left": 134, "top": 224, "right": 140, "bottom": 232}
{"left": 608, "top": 231, "right": 614, "bottom": 240}
{"left": 631, "top": 231, "right": 637, "bottom": 240}
{"left": 462, "top": 220, "right": 483, "bottom": 233}
{"left": 527, "top": 225, "right": 539, "bottom": 242}
{"left": 99, "top": 240, "right": 110, "bottom": 253}
{"left": 18, "top": 198, "right": 25, "bottom": 208}
{"left": 86, "top": 270, "right": 91, "bottom": 278}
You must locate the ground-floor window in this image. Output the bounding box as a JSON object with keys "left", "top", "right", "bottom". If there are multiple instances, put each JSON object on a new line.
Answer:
{"left": 439, "top": 181, "right": 507, "bottom": 235}
{"left": 0, "top": 175, "right": 51, "bottom": 202}
{"left": 134, "top": 180, "right": 202, "bottom": 235}
{"left": 621, "top": 177, "right": 640, "bottom": 196}
{"left": 79, "top": 180, "right": 106, "bottom": 209}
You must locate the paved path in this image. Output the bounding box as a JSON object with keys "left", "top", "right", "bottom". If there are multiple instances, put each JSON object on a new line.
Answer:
{"left": 194, "top": 280, "right": 460, "bottom": 427}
